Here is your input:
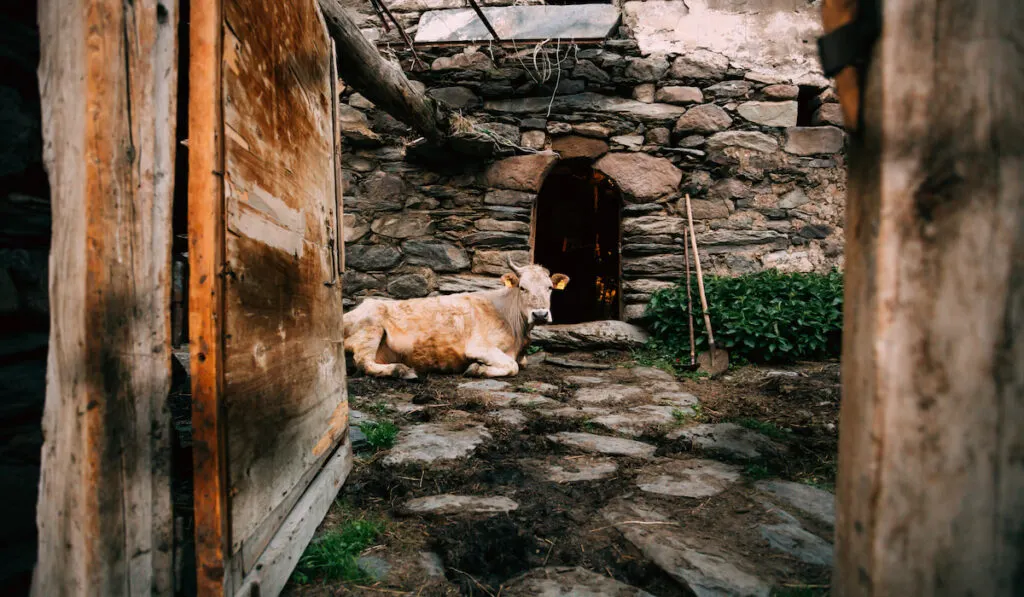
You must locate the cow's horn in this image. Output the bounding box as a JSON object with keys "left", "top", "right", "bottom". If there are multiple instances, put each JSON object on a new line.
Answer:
{"left": 507, "top": 256, "right": 525, "bottom": 275}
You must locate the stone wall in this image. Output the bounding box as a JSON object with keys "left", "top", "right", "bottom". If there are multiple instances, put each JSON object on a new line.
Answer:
{"left": 339, "top": 0, "right": 846, "bottom": 322}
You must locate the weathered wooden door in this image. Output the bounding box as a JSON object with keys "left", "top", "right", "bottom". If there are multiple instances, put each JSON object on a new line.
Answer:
{"left": 188, "top": 0, "right": 349, "bottom": 595}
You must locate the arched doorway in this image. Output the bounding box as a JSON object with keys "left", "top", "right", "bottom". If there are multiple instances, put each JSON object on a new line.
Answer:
{"left": 532, "top": 159, "right": 622, "bottom": 324}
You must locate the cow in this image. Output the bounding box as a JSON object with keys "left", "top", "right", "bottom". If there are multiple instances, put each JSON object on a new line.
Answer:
{"left": 343, "top": 259, "right": 569, "bottom": 379}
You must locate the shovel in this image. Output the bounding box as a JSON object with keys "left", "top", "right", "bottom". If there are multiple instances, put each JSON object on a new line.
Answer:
{"left": 684, "top": 194, "right": 729, "bottom": 377}
{"left": 677, "top": 226, "right": 700, "bottom": 373}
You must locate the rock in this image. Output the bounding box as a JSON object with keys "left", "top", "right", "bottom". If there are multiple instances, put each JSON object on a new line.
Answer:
{"left": 566, "top": 375, "right": 607, "bottom": 385}
{"left": 343, "top": 213, "right": 370, "bottom": 242}
{"left": 592, "top": 406, "right": 685, "bottom": 437}
{"left": 682, "top": 170, "right": 713, "bottom": 194}
{"left": 668, "top": 423, "right": 786, "bottom": 462}
{"left": 502, "top": 566, "right": 655, "bottom": 597}
{"left": 813, "top": 103, "right": 845, "bottom": 126}
{"left": 401, "top": 240, "right": 471, "bottom": 272}
{"left": 574, "top": 385, "right": 646, "bottom": 405}
{"left": 669, "top": 50, "right": 729, "bottom": 80}
{"left": 520, "top": 129, "right": 546, "bottom": 150}
{"left": 698, "top": 229, "right": 786, "bottom": 248}
{"left": 572, "top": 59, "right": 611, "bottom": 84}
{"left": 427, "top": 86, "right": 480, "bottom": 109}
{"left": 799, "top": 224, "right": 832, "bottom": 239}
{"left": 486, "top": 93, "right": 687, "bottom": 123}
{"left": 784, "top": 126, "right": 845, "bottom": 155}
{"left": 623, "top": 254, "right": 686, "bottom": 278}
{"left": 472, "top": 250, "right": 531, "bottom": 275}
{"left": 531, "top": 320, "right": 649, "bottom": 351}
{"left": 383, "top": 423, "right": 491, "bottom": 466}
{"left": 387, "top": 273, "right": 432, "bottom": 298}
{"left": 547, "top": 356, "right": 614, "bottom": 370}
{"left": 602, "top": 499, "right": 770, "bottom": 597}
{"left": 547, "top": 121, "right": 573, "bottom": 135}
{"left": 404, "top": 495, "right": 518, "bottom": 516}
{"left": 356, "top": 556, "right": 391, "bottom": 581}
{"left": 336, "top": 104, "right": 382, "bottom": 145}
{"left": 484, "top": 188, "right": 536, "bottom": 207}
{"left": 611, "top": 134, "right": 644, "bottom": 149}
{"left": 674, "top": 104, "right": 733, "bottom": 134}
{"left": 636, "top": 459, "right": 742, "bottom": 498}
{"left": 461, "top": 231, "right": 529, "bottom": 249}
{"left": 475, "top": 219, "right": 530, "bottom": 234}
{"left": 418, "top": 552, "right": 446, "bottom": 578}
{"left": 705, "top": 131, "right": 779, "bottom": 153}
{"left": 625, "top": 55, "right": 670, "bottom": 82}
{"left": 687, "top": 199, "right": 730, "bottom": 220}
{"left": 437, "top": 274, "right": 500, "bottom": 294}
{"left": 708, "top": 178, "right": 753, "bottom": 202}
{"left": 547, "top": 432, "right": 657, "bottom": 458}
{"left": 644, "top": 127, "right": 671, "bottom": 146}
{"left": 704, "top": 80, "right": 754, "bottom": 98}
{"left": 490, "top": 409, "right": 527, "bottom": 428}
{"left": 778, "top": 188, "right": 810, "bottom": 209}
{"left": 632, "top": 83, "right": 656, "bottom": 103}
{"left": 526, "top": 456, "right": 619, "bottom": 483}
{"left": 654, "top": 85, "right": 703, "bottom": 105}
{"left": 624, "top": 304, "right": 649, "bottom": 323}
{"left": 631, "top": 367, "right": 675, "bottom": 382}
{"left": 737, "top": 101, "right": 799, "bottom": 127}
{"left": 477, "top": 391, "right": 558, "bottom": 408}
{"left": 573, "top": 122, "right": 612, "bottom": 138}
{"left": 762, "top": 84, "right": 800, "bottom": 99}
{"left": 484, "top": 153, "right": 560, "bottom": 192}
{"left": 521, "top": 380, "right": 558, "bottom": 394}
{"left": 759, "top": 520, "right": 834, "bottom": 566}
{"left": 431, "top": 51, "right": 494, "bottom": 71}
{"left": 551, "top": 135, "right": 610, "bottom": 160}
{"left": 344, "top": 271, "right": 384, "bottom": 293}
{"left": 755, "top": 480, "right": 836, "bottom": 527}
{"left": 594, "top": 153, "right": 682, "bottom": 200}
{"left": 458, "top": 379, "right": 511, "bottom": 394}
{"left": 371, "top": 213, "right": 433, "bottom": 238}
{"left": 352, "top": 171, "right": 406, "bottom": 212}
{"left": 346, "top": 245, "right": 402, "bottom": 272}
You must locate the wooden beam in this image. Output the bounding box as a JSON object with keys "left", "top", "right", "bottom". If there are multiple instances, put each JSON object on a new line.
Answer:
{"left": 834, "top": 0, "right": 1024, "bottom": 594}
{"left": 33, "top": 0, "right": 177, "bottom": 594}
{"left": 317, "top": 0, "right": 449, "bottom": 145}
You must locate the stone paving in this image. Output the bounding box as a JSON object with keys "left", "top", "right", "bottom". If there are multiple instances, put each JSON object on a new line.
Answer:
{"left": 337, "top": 358, "right": 836, "bottom": 597}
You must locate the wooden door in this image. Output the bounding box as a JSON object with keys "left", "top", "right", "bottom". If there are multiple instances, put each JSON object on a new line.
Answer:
{"left": 188, "top": 1, "right": 350, "bottom": 595}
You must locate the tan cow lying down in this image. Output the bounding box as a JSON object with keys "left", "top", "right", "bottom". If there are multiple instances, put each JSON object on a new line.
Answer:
{"left": 344, "top": 260, "right": 569, "bottom": 379}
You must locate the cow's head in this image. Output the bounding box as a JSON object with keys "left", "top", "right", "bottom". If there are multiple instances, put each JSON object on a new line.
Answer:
{"left": 501, "top": 258, "right": 569, "bottom": 325}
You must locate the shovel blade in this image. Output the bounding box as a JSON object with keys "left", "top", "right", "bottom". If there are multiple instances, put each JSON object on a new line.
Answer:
{"left": 697, "top": 348, "right": 730, "bottom": 377}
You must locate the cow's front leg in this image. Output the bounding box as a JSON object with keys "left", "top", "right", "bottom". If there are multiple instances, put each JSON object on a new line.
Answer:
{"left": 464, "top": 345, "right": 520, "bottom": 378}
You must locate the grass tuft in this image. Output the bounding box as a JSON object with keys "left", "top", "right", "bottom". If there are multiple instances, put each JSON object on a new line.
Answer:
{"left": 292, "top": 518, "right": 385, "bottom": 584}
{"left": 358, "top": 421, "right": 399, "bottom": 450}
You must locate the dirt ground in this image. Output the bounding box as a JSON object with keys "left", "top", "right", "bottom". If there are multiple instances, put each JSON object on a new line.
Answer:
{"left": 284, "top": 351, "right": 840, "bottom": 597}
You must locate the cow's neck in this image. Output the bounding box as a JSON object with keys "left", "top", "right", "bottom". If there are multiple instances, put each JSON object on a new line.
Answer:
{"left": 485, "top": 287, "right": 531, "bottom": 348}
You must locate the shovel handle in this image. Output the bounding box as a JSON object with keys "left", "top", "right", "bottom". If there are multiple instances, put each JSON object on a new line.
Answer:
{"left": 685, "top": 194, "right": 716, "bottom": 352}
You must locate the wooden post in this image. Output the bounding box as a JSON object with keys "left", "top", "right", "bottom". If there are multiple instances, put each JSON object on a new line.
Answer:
{"left": 34, "top": 0, "right": 178, "bottom": 595}
{"left": 318, "top": 0, "right": 450, "bottom": 145}
{"left": 835, "top": 0, "right": 1024, "bottom": 594}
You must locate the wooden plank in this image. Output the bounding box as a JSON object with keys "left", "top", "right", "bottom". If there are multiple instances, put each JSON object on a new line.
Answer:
{"left": 188, "top": 0, "right": 231, "bottom": 593}
{"left": 834, "top": 0, "right": 1024, "bottom": 594}
{"left": 33, "top": 0, "right": 177, "bottom": 595}
{"left": 235, "top": 434, "right": 353, "bottom": 597}
{"left": 220, "top": 0, "right": 348, "bottom": 575}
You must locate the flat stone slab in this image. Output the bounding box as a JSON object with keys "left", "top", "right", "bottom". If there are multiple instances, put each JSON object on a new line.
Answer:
{"left": 566, "top": 375, "right": 607, "bottom": 385}
{"left": 547, "top": 432, "right": 657, "bottom": 458}
{"left": 462, "top": 388, "right": 558, "bottom": 408}
{"left": 527, "top": 456, "right": 619, "bottom": 483}
{"left": 404, "top": 494, "right": 518, "bottom": 516}
{"left": 592, "top": 405, "right": 687, "bottom": 437}
{"left": 490, "top": 409, "right": 527, "bottom": 428}
{"left": 636, "top": 458, "right": 741, "bottom": 498}
{"left": 755, "top": 480, "right": 835, "bottom": 528}
{"left": 531, "top": 320, "right": 649, "bottom": 351}
{"left": 759, "top": 520, "right": 833, "bottom": 566}
{"left": 486, "top": 93, "right": 687, "bottom": 124}
{"left": 652, "top": 390, "right": 700, "bottom": 409}
{"left": 547, "top": 356, "right": 614, "bottom": 370}
{"left": 415, "top": 5, "right": 620, "bottom": 43}
{"left": 542, "top": 406, "right": 606, "bottom": 420}
{"left": 602, "top": 499, "right": 770, "bottom": 597}
{"left": 630, "top": 367, "right": 676, "bottom": 382}
{"left": 520, "top": 381, "right": 559, "bottom": 394}
{"left": 574, "top": 385, "right": 647, "bottom": 405}
{"left": 668, "top": 423, "right": 785, "bottom": 461}
{"left": 383, "top": 423, "right": 491, "bottom": 467}
{"left": 458, "top": 379, "right": 511, "bottom": 393}
{"left": 502, "top": 566, "right": 655, "bottom": 597}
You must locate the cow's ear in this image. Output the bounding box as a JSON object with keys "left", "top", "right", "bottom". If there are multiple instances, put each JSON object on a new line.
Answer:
{"left": 551, "top": 274, "right": 570, "bottom": 290}
{"left": 501, "top": 273, "right": 520, "bottom": 288}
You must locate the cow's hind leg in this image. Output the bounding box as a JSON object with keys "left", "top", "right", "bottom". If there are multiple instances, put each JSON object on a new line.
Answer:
{"left": 347, "top": 325, "right": 418, "bottom": 380}
{"left": 464, "top": 345, "right": 519, "bottom": 378}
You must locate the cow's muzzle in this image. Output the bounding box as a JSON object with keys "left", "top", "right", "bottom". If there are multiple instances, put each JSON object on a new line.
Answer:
{"left": 530, "top": 309, "right": 552, "bottom": 324}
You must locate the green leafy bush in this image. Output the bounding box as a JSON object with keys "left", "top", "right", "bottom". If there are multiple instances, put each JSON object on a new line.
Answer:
{"left": 646, "top": 269, "right": 843, "bottom": 363}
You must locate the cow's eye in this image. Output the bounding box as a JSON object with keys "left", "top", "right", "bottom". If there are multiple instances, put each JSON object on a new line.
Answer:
{"left": 520, "top": 287, "right": 527, "bottom": 293}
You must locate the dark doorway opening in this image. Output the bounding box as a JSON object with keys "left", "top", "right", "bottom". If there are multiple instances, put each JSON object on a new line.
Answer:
{"left": 532, "top": 159, "right": 622, "bottom": 324}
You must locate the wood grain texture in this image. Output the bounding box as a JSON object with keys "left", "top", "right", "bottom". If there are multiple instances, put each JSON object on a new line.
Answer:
{"left": 188, "top": 0, "right": 230, "bottom": 593}
{"left": 835, "top": 0, "right": 1024, "bottom": 594}
{"left": 220, "top": 0, "right": 348, "bottom": 577}
{"left": 34, "top": 0, "right": 177, "bottom": 594}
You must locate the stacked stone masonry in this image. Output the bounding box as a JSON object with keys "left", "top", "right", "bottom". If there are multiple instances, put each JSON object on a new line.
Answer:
{"left": 340, "top": 0, "right": 845, "bottom": 323}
